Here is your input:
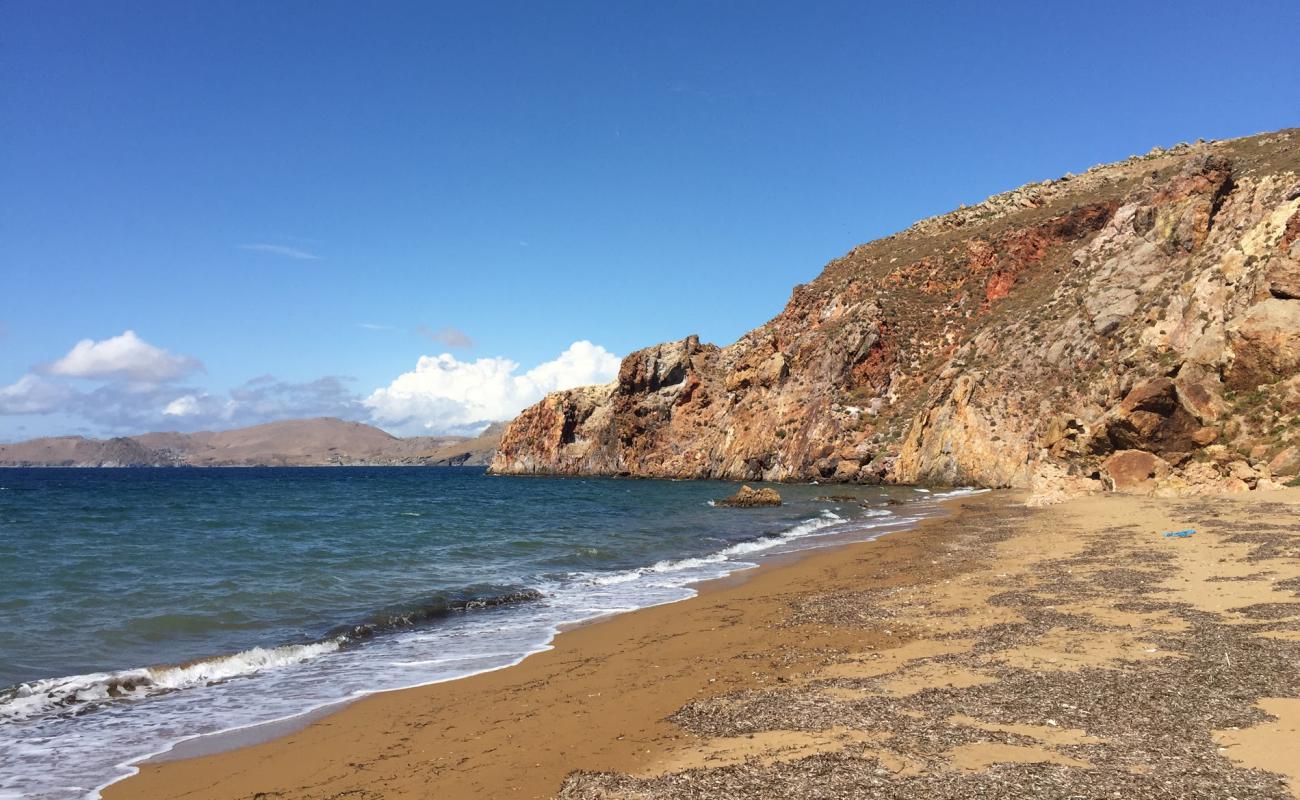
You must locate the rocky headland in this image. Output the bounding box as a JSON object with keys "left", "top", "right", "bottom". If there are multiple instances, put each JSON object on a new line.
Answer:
{"left": 491, "top": 130, "right": 1300, "bottom": 502}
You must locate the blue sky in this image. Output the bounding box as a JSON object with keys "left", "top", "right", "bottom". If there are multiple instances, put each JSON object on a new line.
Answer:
{"left": 2, "top": 1, "right": 1297, "bottom": 440}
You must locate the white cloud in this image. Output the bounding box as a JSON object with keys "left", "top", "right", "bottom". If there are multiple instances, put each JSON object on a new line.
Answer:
{"left": 45, "top": 330, "right": 203, "bottom": 383}
{"left": 0, "top": 374, "right": 75, "bottom": 414}
{"left": 239, "top": 243, "right": 321, "bottom": 260}
{"left": 163, "top": 394, "right": 202, "bottom": 417}
{"left": 154, "top": 376, "right": 363, "bottom": 428}
{"left": 364, "top": 340, "right": 620, "bottom": 435}
{"left": 2, "top": 329, "right": 620, "bottom": 441}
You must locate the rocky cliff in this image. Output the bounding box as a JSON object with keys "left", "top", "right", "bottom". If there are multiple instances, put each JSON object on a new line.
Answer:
{"left": 491, "top": 130, "right": 1300, "bottom": 499}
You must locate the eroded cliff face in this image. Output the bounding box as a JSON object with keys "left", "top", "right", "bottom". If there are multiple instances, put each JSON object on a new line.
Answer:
{"left": 491, "top": 130, "right": 1300, "bottom": 499}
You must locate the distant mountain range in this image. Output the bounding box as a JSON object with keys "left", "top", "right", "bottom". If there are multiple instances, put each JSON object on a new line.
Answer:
{"left": 0, "top": 418, "right": 505, "bottom": 467}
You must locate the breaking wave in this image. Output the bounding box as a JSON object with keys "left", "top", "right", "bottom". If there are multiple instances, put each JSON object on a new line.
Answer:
{"left": 0, "top": 642, "right": 340, "bottom": 723}
{"left": 0, "top": 586, "right": 544, "bottom": 723}
{"left": 584, "top": 509, "right": 855, "bottom": 587}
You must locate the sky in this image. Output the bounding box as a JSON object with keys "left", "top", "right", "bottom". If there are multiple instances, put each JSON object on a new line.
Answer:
{"left": 2, "top": 1, "right": 1297, "bottom": 441}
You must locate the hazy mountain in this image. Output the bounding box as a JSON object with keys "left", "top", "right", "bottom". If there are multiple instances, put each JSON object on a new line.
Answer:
{"left": 0, "top": 418, "right": 505, "bottom": 468}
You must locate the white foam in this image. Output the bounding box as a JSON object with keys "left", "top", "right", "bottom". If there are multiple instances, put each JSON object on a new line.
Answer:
{"left": 581, "top": 510, "right": 847, "bottom": 589}
{"left": 0, "top": 641, "right": 341, "bottom": 722}
{"left": 1, "top": 492, "right": 957, "bottom": 800}
{"left": 930, "top": 487, "right": 990, "bottom": 500}
{"left": 389, "top": 651, "right": 520, "bottom": 667}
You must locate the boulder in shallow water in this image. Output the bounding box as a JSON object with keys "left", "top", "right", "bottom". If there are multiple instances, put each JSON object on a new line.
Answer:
{"left": 715, "top": 485, "right": 782, "bottom": 507}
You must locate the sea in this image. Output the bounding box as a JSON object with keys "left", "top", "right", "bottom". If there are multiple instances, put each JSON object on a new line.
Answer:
{"left": 0, "top": 467, "right": 978, "bottom": 799}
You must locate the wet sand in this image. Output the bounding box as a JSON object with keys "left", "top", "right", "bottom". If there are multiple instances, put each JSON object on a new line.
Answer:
{"left": 108, "top": 489, "right": 1300, "bottom": 799}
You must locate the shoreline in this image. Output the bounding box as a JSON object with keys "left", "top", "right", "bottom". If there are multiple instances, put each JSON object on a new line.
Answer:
{"left": 140, "top": 493, "right": 956, "bottom": 768}
{"left": 108, "top": 488, "right": 1300, "bottom": 799}
{"left": 103, "top": 491, "right": 975, "bottom": 799}
{"left": 81, "top": 489, "right": 965, "bottom": 797}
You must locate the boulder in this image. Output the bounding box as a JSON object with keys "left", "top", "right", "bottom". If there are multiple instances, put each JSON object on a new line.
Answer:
{"left": 1225, "top": 460, "right": 1260, "bottom": 487}
{"left": 715, "top": 485, "right": 783, "bottom": 508}
{"left": 1025, "top": 462, "right": 1102, "bottom": 506}
{"left": 1099, "top": 379, "right": 1204, "bottom": 455}
{"left": 1042, "top": 416, "right": 1088, "bottom": 456}
{"left": 1179, "top": 461, "right": 1227, "bottom": 494}
{"left": 832, "top": 458, "right": 862, "bottom": 481}
{"left": 1226, "top": 300, "right": 1300, "bottom": 389}
{"left": 1268, "top": 446, "right": 1300, "bottom": 477}
{"left": 1222, "top": 477, "right": 1251, "bottom": 494}
{"left": 1267, "top": 255, "right": 1300, "bottom": 300}
{"left": 1175, "top": 379, "right": 1225, "bottom": 423}
{"left": 1191, "top": 427, "right": 1220, "bottom": 446}
{"left": 1102, "top": 450, "right": 1172, "bottom": 493}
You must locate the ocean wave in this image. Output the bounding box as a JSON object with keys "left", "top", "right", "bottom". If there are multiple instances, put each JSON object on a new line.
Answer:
{"left": 0, "top": 641, "right": 340, "bottom": 722}
{"left": 720, "top": 510, "right": 844, "bottom": 555}
{"left": 329, "top": 587, "right": 544, "bottom": 643}
{"left": 584, "top": 510, "right": 848, "bottom": 587}
{"left": 930, "top": 486, "right": 991, "bottom": 500}
{"left": 1, "top": 586, "right": 546, "bottom": 724}
{"left": 0, "top": 475, "right": 963, "bottom": 800}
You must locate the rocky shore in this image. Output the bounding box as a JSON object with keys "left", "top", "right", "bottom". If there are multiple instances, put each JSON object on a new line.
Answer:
{"left": 491, "top": 130, "right": 1300, "bottom": 504}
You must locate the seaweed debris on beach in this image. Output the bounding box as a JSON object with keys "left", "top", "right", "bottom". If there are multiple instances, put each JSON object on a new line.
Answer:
{"left": 559, "top": 494, "right": 1300, "bottom": 800}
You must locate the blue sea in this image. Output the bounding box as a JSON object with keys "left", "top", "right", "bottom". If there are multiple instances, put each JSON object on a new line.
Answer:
{"left": 0, "top": 467, "right": 974, "bottom": 799}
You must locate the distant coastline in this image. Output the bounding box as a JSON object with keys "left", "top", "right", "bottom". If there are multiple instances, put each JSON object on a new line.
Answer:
{"left": 0, "top": 417, "right": 503, "bottom": 468}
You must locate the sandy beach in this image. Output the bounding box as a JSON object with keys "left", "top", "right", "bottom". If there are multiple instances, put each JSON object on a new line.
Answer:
{"left": 108, "top": 488, "right": 1300, "bottom": 800}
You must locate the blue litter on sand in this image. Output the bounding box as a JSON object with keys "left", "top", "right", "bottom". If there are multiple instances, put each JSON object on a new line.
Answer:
{"left": 1163, "top": 529, "right": 1196, "bottom": 538}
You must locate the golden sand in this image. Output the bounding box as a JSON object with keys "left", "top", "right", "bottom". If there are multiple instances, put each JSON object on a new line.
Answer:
{"left": 108, "top": 489, "right": 1300, "bottom": 799}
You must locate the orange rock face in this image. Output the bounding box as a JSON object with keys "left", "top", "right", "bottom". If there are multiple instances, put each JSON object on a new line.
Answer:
{"left": 1102, "top": 450, "right": 1172, "bottom": 493}
{"left": 492, "top": 131, "right": 1300, "bottom": 498}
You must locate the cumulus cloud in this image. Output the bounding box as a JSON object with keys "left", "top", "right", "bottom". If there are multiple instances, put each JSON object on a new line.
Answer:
{"left": 147, "top": 375, "right": 364, "bottom": 428}
{"left": 365, "top": 340, "right": 620, "bottom": 436}
{"left": 0, "top": 374, "right": 366, "bottom": 432}
{"left": 239, "top": 243, "right": 321, "bottom": 260}
{"left": 417, "top": 325, "right": 475, "bottom": 349}
{"left": 44, "top": 330, "right": 203, "bottom": 383}
{"left": 1, "top": 329, "right": 363, "bottom": 435}
{"left": 1, "top": 329, "right": 619, "bottom": 440}
{"left": 163, "top": 394, "right": 202, "bottom": 417}
{"left": 75, "top": 382, "right": 214, "bottom": 430}
{"left": 0, "top": 374, "right": 76, "bottom": 414}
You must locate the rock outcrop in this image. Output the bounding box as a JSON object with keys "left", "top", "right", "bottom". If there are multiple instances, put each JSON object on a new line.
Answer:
{"left": 715, "top": 486, "right": 783, "bottom": 508}
{"left": 491, "top": 130, "right": 1300, "bottom": 500}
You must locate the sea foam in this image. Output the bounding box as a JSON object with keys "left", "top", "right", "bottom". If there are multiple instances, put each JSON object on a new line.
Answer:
{"left": 0, "top": 479, "right": 970, "bottom": 800}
